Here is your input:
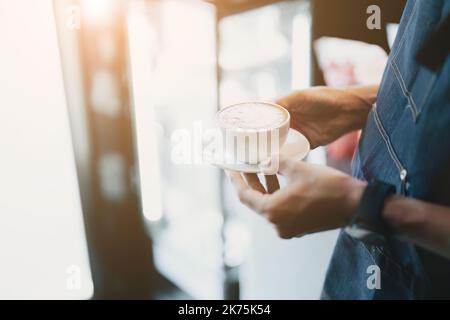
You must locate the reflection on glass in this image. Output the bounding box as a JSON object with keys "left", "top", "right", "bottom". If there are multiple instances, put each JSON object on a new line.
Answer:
{"left": 130, "top": 0, "right": 223, "bottom": 299}
{"left": 130, "top": 0, "right": 316, "bottom": 299}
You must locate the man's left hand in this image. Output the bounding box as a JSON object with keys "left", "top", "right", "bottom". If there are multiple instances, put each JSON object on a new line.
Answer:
{"left": 228, "top": 158, "right": 367, "bottom": 239}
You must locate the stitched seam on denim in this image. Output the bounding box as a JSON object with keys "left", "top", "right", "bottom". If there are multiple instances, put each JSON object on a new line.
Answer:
{"left": 373, "top": 246, "right": 416, "bottom": 280}
{"left": 344, "top": 232, "right": 376, "bottom": 263}
{"left": 419, "top": 72, "right": 438, "bottom": 108}
{"left": 392, "top": 0, "right": 419, "bottom": 63}
{"left": 374, "top": 246, "right": 417, "bottom": 293}
{"left": 390, "top": 60, "right": 420, "bottom": 119}
{"left": 356, "top": 106, "right": 389, "bottom": 168}
{"left": 357, "top": 107, "right": 406, "bottom": 181}
{"left": 356, "top": 115, "right": 392, "bottom": 176}
{"left": 356, "top": 240, "right": 397, "bottom": 280}
{"left": 372, "top": 104, "right": 405, "bottom": 174}
{"left": 357, "top": 114, "right": 380, "bottom": 164}
{"left": 356, "top": 235, "right": 416, "bottom": 285}
{"left": 360, "top": 243, "right": 377, "bottom": 265}
{"left": 346, "top": 234, "right": 400, "bottom": 281}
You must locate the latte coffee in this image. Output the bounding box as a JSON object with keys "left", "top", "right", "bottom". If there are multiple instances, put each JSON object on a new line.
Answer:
{"left": 218, "top": 102, "right": 288, "bottom": 130}
{"left": 217, "top": 102, "right": 290, "bottom": 164}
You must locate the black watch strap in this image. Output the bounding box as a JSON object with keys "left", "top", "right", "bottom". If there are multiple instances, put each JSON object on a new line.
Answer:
{"left": 345, "top": 180, "right": 396, "bottom": 244}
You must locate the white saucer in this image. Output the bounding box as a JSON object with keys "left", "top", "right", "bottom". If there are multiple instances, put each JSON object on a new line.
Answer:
{"left": 207, "top": 129, "right": 310, "bottom": 173}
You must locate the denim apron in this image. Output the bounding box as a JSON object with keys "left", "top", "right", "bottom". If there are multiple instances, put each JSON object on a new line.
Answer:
{"left": 322, "top": 0, "right": 450, "bottom": 299}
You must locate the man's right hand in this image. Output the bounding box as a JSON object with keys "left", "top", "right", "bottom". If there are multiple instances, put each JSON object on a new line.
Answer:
{"left": 277, "top": 85, "right": 377, "bottom": 149}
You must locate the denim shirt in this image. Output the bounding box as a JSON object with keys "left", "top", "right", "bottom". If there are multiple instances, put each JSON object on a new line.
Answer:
{"left": 322, "top": 0, "right": 450, "bottom": 299}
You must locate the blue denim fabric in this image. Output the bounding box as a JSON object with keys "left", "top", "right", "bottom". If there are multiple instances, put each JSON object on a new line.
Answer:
{"left": 322, "top": 0, "right": 450, "bottom": 299}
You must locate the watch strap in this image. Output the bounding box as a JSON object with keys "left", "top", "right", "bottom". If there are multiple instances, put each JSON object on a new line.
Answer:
{"left": 345, "top": 180, "right": 396, "bottom": 244}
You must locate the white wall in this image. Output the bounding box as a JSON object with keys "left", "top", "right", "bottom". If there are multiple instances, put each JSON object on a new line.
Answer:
{"left": 0, "top": 0, "right": 92, "bottom": 299}
{"left": 240, "top": 214, "right": 338, "bottom": 299}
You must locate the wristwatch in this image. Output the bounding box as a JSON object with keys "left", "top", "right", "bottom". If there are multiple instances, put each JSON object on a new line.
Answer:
{"left": 345, "top": 180, "right": 396, "bottom": 244}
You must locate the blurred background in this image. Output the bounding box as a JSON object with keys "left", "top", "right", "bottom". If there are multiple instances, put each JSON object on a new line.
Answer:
{"left": 0, "top": 0, "right": 405, "bottom": 299}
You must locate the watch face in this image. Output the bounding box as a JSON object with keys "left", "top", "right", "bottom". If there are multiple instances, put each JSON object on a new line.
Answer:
{"left": 344, "top": 225, "right": 387, "bottom": 245}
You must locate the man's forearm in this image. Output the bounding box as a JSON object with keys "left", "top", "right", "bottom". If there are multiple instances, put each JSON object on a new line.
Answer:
{"left": 342, "top": 84, "right": 450, "bottom": 259}
{"left": 344, "top": 84, "right": 379, "bottom": 108}
{"left": 383, "top": 195, "right": 450, "bottom": 259}
{"left": 275, "top": 84, "right": 379, "bottom": 148}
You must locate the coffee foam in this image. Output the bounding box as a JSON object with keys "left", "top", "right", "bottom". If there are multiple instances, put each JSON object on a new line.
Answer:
{"left": 218, "top": 103, "right": 287, "bottom": 130}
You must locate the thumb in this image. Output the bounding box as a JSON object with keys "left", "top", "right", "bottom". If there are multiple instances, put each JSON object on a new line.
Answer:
{"left": 258, "top": 156, "right": 279, "bottom": 175}
{"left": 278, "top": 156, "right": 311, "bottom": 177}
{"left": 276, "top": 155, "right": 292, "bottom": 176}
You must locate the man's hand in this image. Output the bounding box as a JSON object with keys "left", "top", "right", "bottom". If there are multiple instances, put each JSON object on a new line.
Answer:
{"left": 277, "top": 86, "right": 377, "bottom": 148}
{"left": 230, "top": 159, "right": 450, "bottom": 260}
{"left": 228, "top": 159, "right": 367, "bottom": 239}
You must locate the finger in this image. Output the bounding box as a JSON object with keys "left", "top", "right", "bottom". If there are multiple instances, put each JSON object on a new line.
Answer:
{"left": 228, "top": 172, "right": 268, "bottom": 212}
{"left": 277, "top": 156, "right": 292, "bottom": 176}
{"left": 277, "top": 156, "right": 313, "bottom": 177}
{"left": 275, "top": 94, "right": 294, "bottom": 109}
{"left": 227, "top": 171, "right": 247, "bottom": 192}
{"left": 258, "top": 156, "right": 278, "bottom": 175}
{"left": 240, "top": 189, "right": 269, "bottom": 213}
{"left": 243, "top": 173, "right": 266, "bottom": 193}
{"left": 264, "top": 175, "right": 280, "bottom": 194}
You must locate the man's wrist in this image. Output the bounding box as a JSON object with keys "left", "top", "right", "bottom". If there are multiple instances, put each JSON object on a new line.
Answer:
{"left": 345, "top": 180, "right": 397, "bottom": 243}
{"left": 382, "top": 195, "right": 427, "bottom": 235}
{"left": 339, "top": 87, "right": 375, "bottom": 131}
{"left": 344, "top": 84, "right": 379, "bottom": 108}
{"left": 382, "top": 195, "right": 402, "bottom": 226}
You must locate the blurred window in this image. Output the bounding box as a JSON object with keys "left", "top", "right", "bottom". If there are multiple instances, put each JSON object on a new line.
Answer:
{"left": 0, "top": 0, "right": 93, "bottom": 299}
